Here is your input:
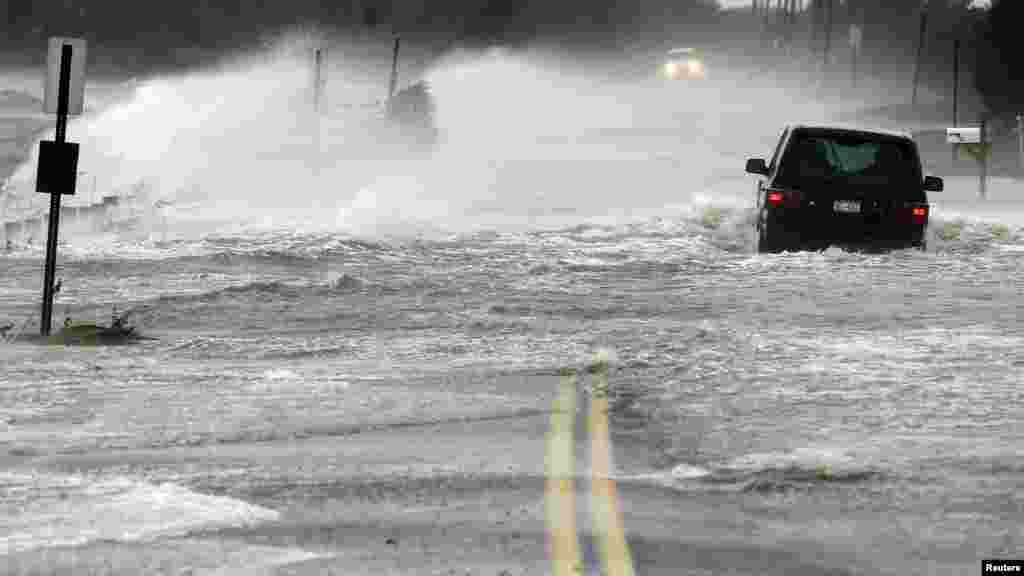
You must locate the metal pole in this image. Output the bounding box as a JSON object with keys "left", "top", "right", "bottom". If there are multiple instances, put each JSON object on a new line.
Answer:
{"left": 40, "top": 44, "right": 72, "bottom": 337}
{"left": 388, "top": 35, "right": 400, "bottom": 102}
{"left": 912, "top": 7, "right": 927, "bottom": 107}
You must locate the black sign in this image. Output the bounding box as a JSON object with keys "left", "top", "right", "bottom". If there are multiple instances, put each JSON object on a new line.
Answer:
{"left": 35, "top": 140, "right": 79, "bottom": 195}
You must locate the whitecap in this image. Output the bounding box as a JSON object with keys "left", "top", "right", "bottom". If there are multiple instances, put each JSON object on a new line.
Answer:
{"left": 0, "top": 473, "right": 279, "bottom": 556}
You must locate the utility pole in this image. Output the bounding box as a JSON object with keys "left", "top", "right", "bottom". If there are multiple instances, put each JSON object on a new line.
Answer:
{"left": 773, "top": 0, "right": 780, "bottom": 51}
{"left": 822, "top": 0, "right": 832, "bottom": 82}
{"left": 790, "top": 0, "right": 799, "bottom": 50}
{"left": 810, "top": 0, "right": 818, "bottom": 59}
{"left": 754, "top": 0, "right": 764, "bottom": 49}
{"left": 979, "top": 117, "right": 988, "bottom": 200}
{"left": 847, "top": 0, "right": 855, "bottom": 88}
{"left": 848, "top": 0, "right": 863, "bottom": 90}
{"left": 313, "top": 47, "right": 322, "bottom": 114}
{"left": 850, "top": 28, "right": 859, "bottom": 89}
{"left": 388, "top": 35, "right": 400, "bottom": 103}
{"left": 912, "top": 2, "right": 928, "bottom": 107}
{"left": 952, "top": 38, "right": 960, "bottom": 163}
{"left": 1017, "top": 114, "right": 1023, "bottom": 171}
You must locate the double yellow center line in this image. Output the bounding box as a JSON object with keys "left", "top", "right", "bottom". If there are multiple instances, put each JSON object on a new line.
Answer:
{"left": 545, "top": 363, "right": 636, "bottom": 576}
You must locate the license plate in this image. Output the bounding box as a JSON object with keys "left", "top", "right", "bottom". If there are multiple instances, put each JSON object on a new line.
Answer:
{"left": 833, "top": 200, "right": 861, "bottom": 214}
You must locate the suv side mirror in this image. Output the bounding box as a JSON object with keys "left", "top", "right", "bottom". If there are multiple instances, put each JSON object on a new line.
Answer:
{"left": 923, "top": 175, "right": 943, "bottom": 192}
{"left": 746, "top": 158, "right": 769, "bottom": 176}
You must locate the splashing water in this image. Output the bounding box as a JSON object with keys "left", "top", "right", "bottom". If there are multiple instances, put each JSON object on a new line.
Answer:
{"left": 8, "top": 28, "right": 1017, "bottom": 247}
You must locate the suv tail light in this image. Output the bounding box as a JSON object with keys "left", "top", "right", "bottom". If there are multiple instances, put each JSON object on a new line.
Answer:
{"left": 766, "top": 188, "right": 801, "bottom": 208}
{"left": 903, "top": 204, "right": 929, "bottom": 225}
{"left": 911, "top": 205, "right": 928, "bottom": 224}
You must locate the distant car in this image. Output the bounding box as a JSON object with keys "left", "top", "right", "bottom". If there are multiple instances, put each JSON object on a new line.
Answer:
{"left": 746, "top": 124, "right": 943, "bottom": 253}
{"left": 660, "top": 47, "right": 706, "bottom": 80}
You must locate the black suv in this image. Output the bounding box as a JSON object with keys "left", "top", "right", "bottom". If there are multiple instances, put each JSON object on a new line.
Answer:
{"left": 746, "top": 125, "right": 943, "bottom": 253}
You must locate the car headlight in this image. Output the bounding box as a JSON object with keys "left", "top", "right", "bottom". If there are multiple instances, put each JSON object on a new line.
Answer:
{"left": 687, "top": 59, "right": 704, "bottom": 77}
{"left": 664, "top": 62, "right": 680, "bottom": 78}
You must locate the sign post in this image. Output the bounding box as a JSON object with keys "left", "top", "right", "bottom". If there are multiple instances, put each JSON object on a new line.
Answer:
{"left": 36, "top": 38, "right": 86, "bottom": 337}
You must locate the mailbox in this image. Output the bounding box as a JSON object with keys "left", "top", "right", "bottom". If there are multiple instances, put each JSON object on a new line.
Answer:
{"left": 946, "top": 126, "right": 981, "bottom": 144}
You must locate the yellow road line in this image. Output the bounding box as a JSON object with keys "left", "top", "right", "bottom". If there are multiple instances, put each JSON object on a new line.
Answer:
{"left": 545, "top": 368, "right": 583, "bottom": 576}
{"left": 588, "top": 360, "right": 636, "bottom": 576}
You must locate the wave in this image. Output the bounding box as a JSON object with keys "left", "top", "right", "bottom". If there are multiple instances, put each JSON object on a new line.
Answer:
{"left": 0, "top": 30, "right": 831, "bottom": 244}
{"left": 121, "top": 273, "right": 394, "bottom": 312}
{"left": 100, "top": 407, "right": 547, "bottom": 453}
{"left": 0, "top": 472, "right": 279, "bottom": 555}
{"left": 0, "top": 225, "right": 395, "bottom": 262}
{"left": 926, "top": 213, "right": 1023, "bottom": 251}
{"left": 631, "top": 447, "right": 883, "bottom": 494}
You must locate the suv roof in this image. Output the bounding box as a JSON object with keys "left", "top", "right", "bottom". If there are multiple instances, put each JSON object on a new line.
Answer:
{"left": 773, "top": 124, "right": 925, "bottom": 197}
{"left": 785, "top": 123, "right": 914, "bottom": 141}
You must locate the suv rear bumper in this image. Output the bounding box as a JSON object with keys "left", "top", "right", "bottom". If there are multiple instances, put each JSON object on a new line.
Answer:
{"left": 765, "top": 210, "right": 927, "bottom": 249}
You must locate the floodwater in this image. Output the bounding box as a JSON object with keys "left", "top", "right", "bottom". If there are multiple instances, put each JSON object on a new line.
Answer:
{"left": 0, "top": 32, "right": 1021, "bottom": 575}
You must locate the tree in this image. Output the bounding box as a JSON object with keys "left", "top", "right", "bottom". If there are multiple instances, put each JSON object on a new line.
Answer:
{"left": 2, "top": 0, "right": 34, "bottom": 45}
{"left": 973, "top": 0, "right": 1024, "bottom": 119}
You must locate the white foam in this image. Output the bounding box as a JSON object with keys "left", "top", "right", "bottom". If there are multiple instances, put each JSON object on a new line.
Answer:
{"left": 0, "top": 473, "right": 279, "bottom": 556}
{"left": 670, "top": 463, "right": 712, "bottom": 480}
{"left": 613, "top": 463, "right": 712, "bottom": 487}
{"left": 263, "top": 368, "right": 300, "bottom": 381}
{"left": 247, "top": 371, "right": 352, "bottom": 395}
{"left": 723, "top": 447, "right": 860, "bottom": 476}
{"left": 204, "top": 546, "right": 328, "bottom": 576}
{"left": 5, "top": 30, "right": 1018, "bottom": 251}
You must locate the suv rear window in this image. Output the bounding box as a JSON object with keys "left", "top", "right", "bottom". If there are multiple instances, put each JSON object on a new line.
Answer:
{"left": 776, "top": 130, "right": 922, "bottom": 194}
